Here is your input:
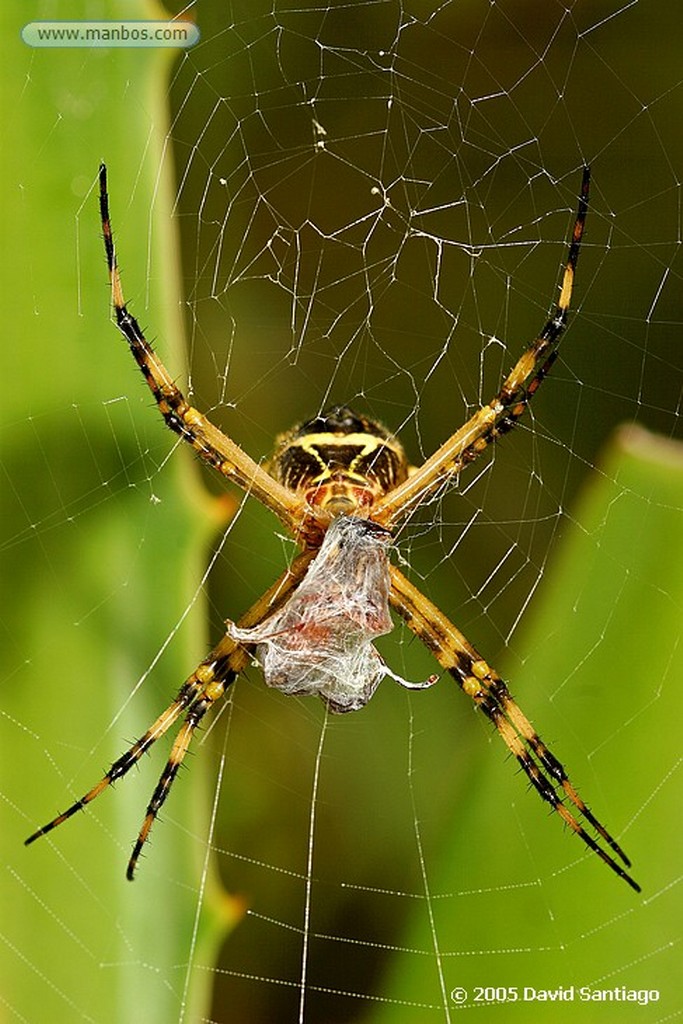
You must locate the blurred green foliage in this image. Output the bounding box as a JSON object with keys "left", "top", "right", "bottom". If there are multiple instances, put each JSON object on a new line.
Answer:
{"left": 2, "top": 1, "right": 681, "bottom": 1022}
{"left": 1, "top": 1, "right": 231, "bottom": 1020}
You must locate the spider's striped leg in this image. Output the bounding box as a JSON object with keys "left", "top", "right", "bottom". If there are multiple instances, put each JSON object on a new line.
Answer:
{"left": 127, "top": 688, "right": 218, "bottom": 879}
{"left": 24, "top": 662, "right": 217, "bottom": 847}
{"left": 98, "top": 164, "right": 323, "bottom": 548}
{"left": 25, "top": 553, "right": 313, "bottom": 863}
{"left": 485, "top": 680, "right": 633, "bottom": 866}
{"left": 388, "top": 565, "right": 640, "bottom": 893}
{"left": 373, "top": 167, "right": 590, "bottom": 529}
{"left": 125, "top": 548, "right": 316, "bottom": 877}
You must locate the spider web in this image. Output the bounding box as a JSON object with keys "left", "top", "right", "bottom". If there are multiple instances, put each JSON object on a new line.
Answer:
{"left": 2, "top": 1, "right": 683, "bottom": 1022}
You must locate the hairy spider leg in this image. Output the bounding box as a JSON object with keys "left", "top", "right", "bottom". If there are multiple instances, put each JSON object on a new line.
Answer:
{"left": 98, "top": 164, "right": 322, "bottom": 548}
{"left": 388, "top": 565, "right": 640, "bottom": 893}
{"left": 373, "top": 166, "right": 591, "bottom": 528}
{"left": 26, "top": 554, "right": 313, "bottom": 876}
{"left": 126, "top": 672, "right": 231, "bottom": 879}
{"left": 24, "top": 653, "right": 234, "bottom": 845}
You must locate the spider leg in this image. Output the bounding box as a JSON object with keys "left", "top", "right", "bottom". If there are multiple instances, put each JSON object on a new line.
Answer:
{"left": 25, "top": 553, "right": 313, "bottom": 869}
{"left": 126, "top": 679, "right": 224, "bottom": 879}
{"left": 24, "top": 664, "right": 214, "bottom": 847}
{"left": 388, "top": 564, "right": 640, "bottom": 893}
{"left": 373, "top": 167, "right": 590, "bottom": 528}
{"left": 99, "top": 164, "right": 322, "bottom": 547}
{"left": 125, "top": 549, "right": 316, "bottom": 878}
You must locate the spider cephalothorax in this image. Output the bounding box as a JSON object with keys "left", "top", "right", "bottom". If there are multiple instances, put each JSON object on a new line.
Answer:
{"left": 25, "top": 164, "right": 640, "bottom": 892}
{"left": 271, "top": 405, "right": 410, "bottom": 514}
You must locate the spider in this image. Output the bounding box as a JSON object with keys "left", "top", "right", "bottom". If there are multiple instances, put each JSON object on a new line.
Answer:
{"left": 26, "top": 164, "right": 640, "bottom": 893}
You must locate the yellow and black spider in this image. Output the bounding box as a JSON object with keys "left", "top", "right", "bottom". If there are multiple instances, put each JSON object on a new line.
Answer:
{"left": 26, "top": 164, "right": 640, "bottom": 892}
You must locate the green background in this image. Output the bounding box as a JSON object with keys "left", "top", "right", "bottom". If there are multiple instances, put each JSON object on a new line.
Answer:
{"left": 1, "top": 1, "right": 681, "bottom": 1022}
